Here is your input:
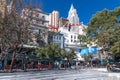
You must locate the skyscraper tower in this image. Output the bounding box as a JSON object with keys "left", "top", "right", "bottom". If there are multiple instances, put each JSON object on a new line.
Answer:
{"left": 67, "top": 4, "right": 79, "bottom": 25}
{"left": 49, "top": 10, "right": 59, "bottom": 32}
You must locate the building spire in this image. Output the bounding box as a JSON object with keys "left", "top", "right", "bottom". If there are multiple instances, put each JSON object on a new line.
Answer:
{"left": 67, "top": 4, "right": 79, "bottom": 24}
{"left": 70, "top": 4, "right": 74, "bottom": 11}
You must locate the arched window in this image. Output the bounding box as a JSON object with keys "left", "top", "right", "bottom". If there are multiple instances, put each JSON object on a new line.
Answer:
{"left": 42, "top": 16, "right": 45, "bottom": 20}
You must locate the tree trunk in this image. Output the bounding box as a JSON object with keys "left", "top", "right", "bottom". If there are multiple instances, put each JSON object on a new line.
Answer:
{"left": 107, "top": 63, "right": 111, "bottom": 72}
{"left": 9, "top": 50, "right": 16, "bottom": 72}
{"left": 102, "top": 49, "right": 111, "bottom": 71}
{"left": 90, "top": 60, "right": 93, "bottom": 68}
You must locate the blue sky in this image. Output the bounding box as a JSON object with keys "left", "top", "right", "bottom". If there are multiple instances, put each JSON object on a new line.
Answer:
{"left": 25, "top": 0, "right": 120, "bottom": 25}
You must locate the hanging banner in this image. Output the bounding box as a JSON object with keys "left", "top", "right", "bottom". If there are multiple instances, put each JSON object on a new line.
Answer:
{"left": 80, "top": 48, "right": 89, "bottom": 56}
{"left": 89, "top": 46, "right": 97, "bottom": 54}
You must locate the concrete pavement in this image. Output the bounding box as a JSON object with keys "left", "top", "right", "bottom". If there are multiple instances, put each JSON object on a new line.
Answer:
{"left": 92, "top": 68, "right": 120, "bottom": 78}
{"left": 0, "top": 68, "right": 119, "bottom": 80}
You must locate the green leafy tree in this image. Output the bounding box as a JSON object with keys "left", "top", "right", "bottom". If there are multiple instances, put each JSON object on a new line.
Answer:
{"left": 66, "top": 49, "right": 76, "bottom": 61}
{"left": 78, "top": 34, "right": 88, "bottom": 47}
{"left": 36, "top": 43, "right": 61, "bottom": 61}
{"left": 36, "top": 43, "right": 77, "bottom": 63}
{"left": 87, "top": 8, "right": 120, "bottom": 57}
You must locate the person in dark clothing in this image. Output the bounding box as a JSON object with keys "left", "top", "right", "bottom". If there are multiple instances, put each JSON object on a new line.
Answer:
{"left": 0, "top": 61, "right": 2, "bottom": 70}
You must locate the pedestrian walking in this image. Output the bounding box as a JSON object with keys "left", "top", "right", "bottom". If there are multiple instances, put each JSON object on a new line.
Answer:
{"left": 0, "top": 61, "right": 2, "bottom": 70}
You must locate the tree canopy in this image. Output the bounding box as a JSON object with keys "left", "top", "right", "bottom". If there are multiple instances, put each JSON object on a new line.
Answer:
{"left": 87, "top": 7, "right": 120, "bottom": 57}
{"left": 0, "top": 0, "right": 33, "bottom": 72}
{"left": 35, "top": 43, "right": 76, "bottom": 62}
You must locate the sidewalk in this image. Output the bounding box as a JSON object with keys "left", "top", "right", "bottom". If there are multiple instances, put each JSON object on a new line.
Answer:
{"left": 92, "top": 68, "right": 120, "bottom": 78}
{"left": 108, "top": 73, "right": 120, "bottom": 78}
{"left": 92, "top": 68, "right": 107, "bottom": 72}
{"left": 0, "top": 68, "right": 49, "bottom": 73}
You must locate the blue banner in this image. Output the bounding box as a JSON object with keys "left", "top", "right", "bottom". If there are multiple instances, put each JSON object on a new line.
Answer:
{"left": 89, "top": 46, "right": 97, "bottom": 54}
{"left": 75, "top": 46, "right": 98, "bottom": 56}
{"left": 80, "top": 48, "right": 89, "bottom": 56}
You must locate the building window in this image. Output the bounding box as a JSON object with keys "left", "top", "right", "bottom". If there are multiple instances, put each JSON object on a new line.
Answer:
{"left": 74, "top": 36, "right": 76, "bottom": 39}
{"left": 53, "top": 36, "right": 55, "bottom": 39}
{"left": 71, "top": 35, "right": 73, "bottom": 38}
{"left": 59, "top": 36, "right": 61, "bottom": 40}
{"left": 56, "top": 36, "right": 58, "bottom": 40}
{"left": 42, "top": 16, "right": 45, "bottom": 20}
{"left": 36, "top": 14, "right": 39, "bottom": 17}
{"left": 42, "top": 21, "right": 44, "bottom": 25}
{"left": 71, "top": 40, "right": 73, "bottom": 42}
{"left": 74, "top": 40, "right": 76, "bottom": 42}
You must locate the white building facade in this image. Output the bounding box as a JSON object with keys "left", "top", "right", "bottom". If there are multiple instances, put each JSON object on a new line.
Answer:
{"left": 59, "top": 4, "right": 87, "bottom": 48}
{"left": 59, "top": 23, "right": 86, "bottom": 48}
{"left": 21, "top": 8, "right": 49, "bottom": 46}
